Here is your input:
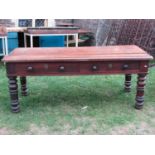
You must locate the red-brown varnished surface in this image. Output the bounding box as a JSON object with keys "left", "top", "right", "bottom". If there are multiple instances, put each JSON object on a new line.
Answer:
{"left": 6, "top": 61, "right": 141, "bottom": 76}
{"left": 2, "top": 45, "right": 153, "bottom": 63}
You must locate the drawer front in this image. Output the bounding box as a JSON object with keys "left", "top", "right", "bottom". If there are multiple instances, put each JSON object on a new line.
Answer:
{"left": 7, "top": 61, "right": 141, "bottom": 76}
{"left": 105, "top": 61, "right": 140, "bottom": 73}
{"left": 13, "top": 62, "right": 80, "bottom": 76}
{"left": 79, "top": 61, "right": 140, "bottom": 74}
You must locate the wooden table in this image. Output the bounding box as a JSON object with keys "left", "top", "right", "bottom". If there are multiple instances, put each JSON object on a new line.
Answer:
{"left": 56, "top": 22, "right": 76, "bottom": 27}
{"left": 24, "top": 28, "right": 90, "bottom": 47}
{"left": 2, "top": 45, "right": 153, "bottom": 113}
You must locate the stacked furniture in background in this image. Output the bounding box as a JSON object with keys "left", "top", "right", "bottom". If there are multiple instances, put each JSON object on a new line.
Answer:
{"left": 0, "top": 26, "right": 8, "bottom": 56}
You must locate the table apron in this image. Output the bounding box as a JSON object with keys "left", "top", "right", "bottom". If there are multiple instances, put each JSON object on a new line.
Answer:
{"left": 6, "top": 61, "right": 149, "bottom": 76}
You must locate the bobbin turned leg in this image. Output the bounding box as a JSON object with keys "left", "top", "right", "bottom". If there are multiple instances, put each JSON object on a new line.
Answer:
{"left": 20, "top": 76, "right": 28, "bottom": 96}
{"left": 135, "top": 74, "right": 147, "bottom": 110}
{"left": 8, "top": 76, "right": 20, "bottom": 113}
{"left": 124, "top": 74, "right": 132, "bottom": 92}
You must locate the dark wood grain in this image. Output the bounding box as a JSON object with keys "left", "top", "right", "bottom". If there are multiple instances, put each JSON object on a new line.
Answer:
{"left": 8, "top": 76, "right": 20, "bottom": 113}
{"left": 5, "top": 61, "right": 142, "bottom": 76}
{"left": 135, "top": 74, "right": 147, "bottom": 109}
{"left": 124, "top": 74, "right": 132, "bottom": 92}
{"left": 20, "top": 76, "right": 28, "bottom": 96}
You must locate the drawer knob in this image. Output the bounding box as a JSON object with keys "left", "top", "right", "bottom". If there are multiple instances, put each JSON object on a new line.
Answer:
{"left": 59, "top": 66, "right": 65, "bottom": 72}
{"left": 108, "top": 64, "right": 113, "bottom": 69}
{"left": 122, "top": 64, "right": 129, "bottom": 70}
{"left": 92, "top": 65, "right": 98, "bottom": 71}
{"left": 27, "top": 66, "right": 33, "bottom": 71}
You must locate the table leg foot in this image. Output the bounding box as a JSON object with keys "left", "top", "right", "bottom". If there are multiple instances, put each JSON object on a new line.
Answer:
{"left": 124, "top": 74, "right": 132, "bottom": 92}
{"left": 135, "top": 74, "right": 147, "bottom": 110}
{"left": 8, "top": 76, "right": 20, "bottom": 113}
{"left": 20, "top": 76, "right": 28, "bottom": 96}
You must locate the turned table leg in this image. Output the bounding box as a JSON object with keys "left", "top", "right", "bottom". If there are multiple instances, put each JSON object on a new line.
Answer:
{"left": 124, "top": 74, "right": 132, "bottom": 92}
{"left": 8, "top": 76, "right": 20, "bottom": 113}
{"left": 20, "top": 76, "right": 28, "bottom": 96}
{"left": 135, "top": 73, "right": 147, "bottom": 109}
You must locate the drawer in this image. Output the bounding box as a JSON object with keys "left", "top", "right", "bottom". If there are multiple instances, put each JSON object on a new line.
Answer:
{"left": 79, "top": 61, "right": 140, "bottom": 74}
{"left": 14, "top": 62, "right": 80, "bottom": 76}
{"left": 105, "top": 61, "right": 140, "bottom": 72}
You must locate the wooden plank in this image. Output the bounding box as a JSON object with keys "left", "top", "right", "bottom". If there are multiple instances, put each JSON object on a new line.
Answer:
{"left": 10, "top": 45, "right": 147, "bottom": 54}
{"left": 2, "top": 45, "right": 153, "bottom": 62}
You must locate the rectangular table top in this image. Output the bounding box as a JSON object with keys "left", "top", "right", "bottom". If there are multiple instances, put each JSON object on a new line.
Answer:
{"left": 25, "top": 28, "right": 91, "bottom": 34}
{"left": 1, "top": 27, "right": 90, "bottom": 33}
{"left": 2, "top": 45, "right": 153, "bottom": 63}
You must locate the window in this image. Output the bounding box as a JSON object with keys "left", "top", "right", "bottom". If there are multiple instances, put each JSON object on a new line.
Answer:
{"left": 35, "top": 19, "right": 45, "bottom": 27}
{"left": 17, "top": 19, "right": 44, "bottom": 27}
{"left": 18, "top": 19, "right": 32, "bottom": 27}
{"left": 16, "top": 19, "right": 55, "bottom": 27}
